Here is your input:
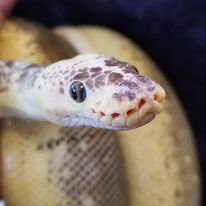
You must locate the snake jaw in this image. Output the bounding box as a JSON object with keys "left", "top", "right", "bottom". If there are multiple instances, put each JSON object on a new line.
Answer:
{"left": 89, "top": 90, "right": 165, "bottom": 130}
{"left": 44, "top": 90, "right": 164, "bottom": 129}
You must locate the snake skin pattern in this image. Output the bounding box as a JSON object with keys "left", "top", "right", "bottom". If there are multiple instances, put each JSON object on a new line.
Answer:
{"left": 0, "top": 19, "right": 200, "bottom": 206}
{"left": 0, "top": 20, "right": 128, "bottom": 206}
{"left": 0, "top": 52, "right": 164, "bottom": 130}
{"left": 1, "top": 121, "right": 127, "bottom": 206}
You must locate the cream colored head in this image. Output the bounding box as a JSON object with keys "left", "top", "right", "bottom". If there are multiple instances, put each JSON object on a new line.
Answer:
{"left": 35, "top": 54, "right": 165, "bottom": 130}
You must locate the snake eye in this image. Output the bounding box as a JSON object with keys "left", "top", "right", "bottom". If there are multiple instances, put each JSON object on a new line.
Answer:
{"left": 69, "top": 81, "right": 87, "bottom": 103}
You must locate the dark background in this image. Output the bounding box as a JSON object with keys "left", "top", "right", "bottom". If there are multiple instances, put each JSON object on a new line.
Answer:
{"left": 11, "top": 0, "right": 206, "bottom": 205}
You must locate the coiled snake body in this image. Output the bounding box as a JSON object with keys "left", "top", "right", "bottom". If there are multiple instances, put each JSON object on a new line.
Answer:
{"left": 0, "top": 19, "right": 200, "bottom": 206}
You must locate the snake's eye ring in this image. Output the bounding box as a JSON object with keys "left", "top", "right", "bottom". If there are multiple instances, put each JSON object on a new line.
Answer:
{"left": 69, "top": 81, "right": 87, "bottom": 103}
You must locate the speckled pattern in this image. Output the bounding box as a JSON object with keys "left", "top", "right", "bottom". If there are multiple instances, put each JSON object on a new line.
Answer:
{"left": 42, "top": 127, "right": 127, "bottom": 206}
{"left": 0, "top": 61, "right": 41, "bottom": 93}
{"left": 0, "top": 53, "right": 164, "bottom": 129}
{"left": 38, "top": 54, "right": 157, "bottom": 99}
{"left": 2, "top": 122, "right": 127, "bottom": 206}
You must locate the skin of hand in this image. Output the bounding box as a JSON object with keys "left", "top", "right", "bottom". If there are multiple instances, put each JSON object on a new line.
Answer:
{"left": 0, "top": 0, "right": 16, "bottom": 24}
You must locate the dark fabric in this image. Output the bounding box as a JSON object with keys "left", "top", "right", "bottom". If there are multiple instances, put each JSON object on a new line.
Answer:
{"left": 12, "top": 0, "right": 206, "bottom": 205}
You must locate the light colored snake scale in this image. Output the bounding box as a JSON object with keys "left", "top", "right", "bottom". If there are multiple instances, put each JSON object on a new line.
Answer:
{"left": 0, "top": 19, "right": 201, "bottom": 206}
{"left": 2, "top": 120, "right": 126, "bottom": 206}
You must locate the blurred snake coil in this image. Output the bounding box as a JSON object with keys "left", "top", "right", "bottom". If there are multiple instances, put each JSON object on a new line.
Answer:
{"left": 0, "top": 19, "right": 200, "bottom": 206}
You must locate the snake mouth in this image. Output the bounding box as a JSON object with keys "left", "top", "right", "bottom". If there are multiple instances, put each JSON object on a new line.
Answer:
{"left": 90, "top": 92, "right": 165, "bottom": 130}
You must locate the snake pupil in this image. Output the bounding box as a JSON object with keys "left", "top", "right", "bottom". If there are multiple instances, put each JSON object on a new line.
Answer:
{"left": 69, "top": 81, "right": 86, "bottom": 103}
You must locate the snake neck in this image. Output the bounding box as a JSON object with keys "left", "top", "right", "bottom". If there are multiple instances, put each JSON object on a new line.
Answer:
{"left": 0, "top": 61, "right": 45, "bottom": 120}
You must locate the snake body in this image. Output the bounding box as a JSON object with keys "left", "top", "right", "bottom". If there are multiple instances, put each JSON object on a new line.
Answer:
{"left": 0, "top": 19, "right": 200, "bottom": 206}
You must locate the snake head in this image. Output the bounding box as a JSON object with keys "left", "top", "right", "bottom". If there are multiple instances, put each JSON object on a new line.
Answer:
{"left": 35, "top": 54, "right": 165, "bottom": 130}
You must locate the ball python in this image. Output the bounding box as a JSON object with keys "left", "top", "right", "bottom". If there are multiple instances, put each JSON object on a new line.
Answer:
{"left": 0, "top": 19, "right": 200, "bottom": 206}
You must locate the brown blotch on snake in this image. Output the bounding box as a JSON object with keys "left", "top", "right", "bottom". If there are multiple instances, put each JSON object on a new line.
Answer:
{"left": 90, "top": 67, "right": 103, "bottom": 73}
{"left": 122, "top": 67, "right": 138, "bottom": 74}
{"left": 104, "top": 57, "right": 129, "bottom": 68}
{"left": 119, "top": 80, "right": 139, "bottom": 90}
{"left": 91, "top": 71, "right": 102, "bottom": 78}
{"left": 85, "top": 79, "right": 93, "bottom": 89}
{"left": 95, "top": 74, "right": 106, "bottom": 88}
{"left": 113, "top": 91, "right": 136, "bottom": 101}
{"left": 73, "top": 72, "right": 90, "bottom": 81}
{"left": 59, "top": 87, "right": 64, "bottom": 94}
{"left": 5, "top": 61, "right": 15, "bottom": 68}
{"left": 108, "top": 72, "right": 124, "bottom": 85}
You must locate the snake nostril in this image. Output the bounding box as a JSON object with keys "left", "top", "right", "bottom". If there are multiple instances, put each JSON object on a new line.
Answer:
{"left": 154, "top": 94, "right": 162, "bottom": 102}
{"left": 138, "top": 98, "right": 146, "bottom": 109}
{"left": 111, "top": 113, "right": 120, "bottom": 119}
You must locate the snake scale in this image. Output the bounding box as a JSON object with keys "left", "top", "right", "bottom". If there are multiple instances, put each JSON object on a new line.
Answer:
{"left": 0, "top": 19, "right": 201, "bottom": 206}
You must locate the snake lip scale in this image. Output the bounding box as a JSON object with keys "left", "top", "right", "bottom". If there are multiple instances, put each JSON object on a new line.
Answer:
{"left": 88, "top": 94, "right": 164, "bottom": 130}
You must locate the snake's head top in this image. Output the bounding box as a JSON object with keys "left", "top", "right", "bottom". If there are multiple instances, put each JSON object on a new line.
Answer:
{"left": 35, "top": 53, "right": 165, "bottom": 130}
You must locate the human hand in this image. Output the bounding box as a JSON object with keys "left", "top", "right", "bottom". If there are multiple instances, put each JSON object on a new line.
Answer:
{"left": 0, "top": 0, "right": 16, "bottom": 24}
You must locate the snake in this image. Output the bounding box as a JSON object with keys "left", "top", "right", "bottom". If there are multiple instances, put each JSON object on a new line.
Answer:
{"left": 0, "top": 53, "right": 165, "bottom": 129}
{"left": 0, "top": 19, "right": 200, "bottom": 206}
